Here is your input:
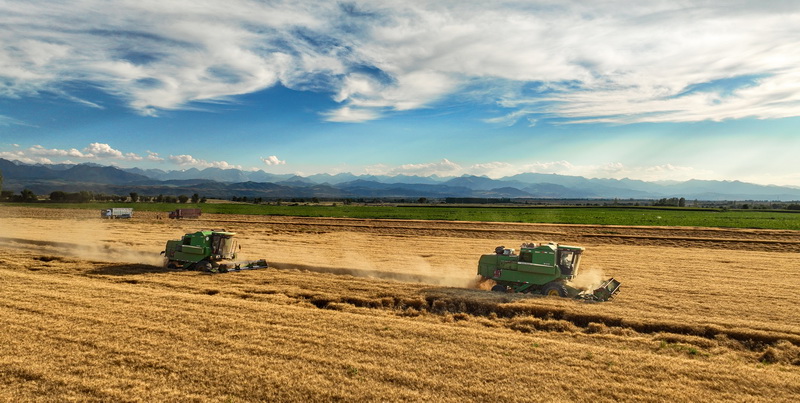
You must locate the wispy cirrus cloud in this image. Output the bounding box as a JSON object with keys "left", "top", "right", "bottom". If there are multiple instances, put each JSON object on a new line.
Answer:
{"left": 0, "top": 115, "right": 16, "bottom": 126}
{"left": 0, "top": 1, "right": 798, "bottom": 124}
{"left": 322, "top": 106, "right": 381, "bottom": 123}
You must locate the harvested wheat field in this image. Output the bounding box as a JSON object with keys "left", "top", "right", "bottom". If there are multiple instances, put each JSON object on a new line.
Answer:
{"left": 0, "top": 206, "right": 798, "bottom": 402}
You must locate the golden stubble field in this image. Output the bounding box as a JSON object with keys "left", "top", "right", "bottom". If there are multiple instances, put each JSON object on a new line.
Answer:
{"left": 1, "top": 206, "right": 798, "bottom": 402}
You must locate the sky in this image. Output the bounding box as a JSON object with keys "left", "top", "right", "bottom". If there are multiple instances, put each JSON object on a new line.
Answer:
{"left": 1, "top": 0, "right": 799, "bottom": 185}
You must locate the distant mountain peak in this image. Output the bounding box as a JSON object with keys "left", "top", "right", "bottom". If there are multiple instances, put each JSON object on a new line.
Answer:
{"left": 2, "top": 158, "right": 800, "bottom": 201}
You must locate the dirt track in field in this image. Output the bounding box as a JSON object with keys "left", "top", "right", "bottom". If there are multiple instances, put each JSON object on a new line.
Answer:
{"left": 1, "top": 206, "right": 799, "bottom": 401}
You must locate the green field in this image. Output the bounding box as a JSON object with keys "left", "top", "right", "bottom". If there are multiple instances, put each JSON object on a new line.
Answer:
{"left": 8, "top": 202, "right": 800, "bottom": 230}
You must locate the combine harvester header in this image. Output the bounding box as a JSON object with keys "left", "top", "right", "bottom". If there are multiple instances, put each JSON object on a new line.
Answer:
{"left": 161, "top": 230, "right": 268, "bottom": 273}
{"left": 478, "top": 242, "right": 620, "bottom": 301}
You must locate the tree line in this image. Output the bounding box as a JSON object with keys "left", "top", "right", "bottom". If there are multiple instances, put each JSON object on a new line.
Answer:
{"left": 0, "top": 187, "right": 207, "bottom": 204}
{"left": 3, "top": 169, "right": 800, "bottom": 210}
{"left": 653, "top": 197, "right": 687, "bottom": 207}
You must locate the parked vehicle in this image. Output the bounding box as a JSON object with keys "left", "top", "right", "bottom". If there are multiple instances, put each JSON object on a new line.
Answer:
{"left": 100, "top": 208, "right": 133, "bottom": 219}
{"left": 169, "top": 208, "right": 201, "bottom": 219}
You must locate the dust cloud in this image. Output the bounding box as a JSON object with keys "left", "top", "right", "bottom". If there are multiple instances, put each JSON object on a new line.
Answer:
{"left": 568, "top": 267, "right": 605, "bottom": 291}
{"left": 0, "top": 238, "right": 165, "bottom": 266}
{"left": 344, "top": 256, "right": 477, "bottom": 288}
{"left": 467, "top": 275, "right": 495, "bottom": 290}
{"left": 0, "top": 214, "right": 164, "bottom": 266}
{"left": 390, "top": 255, "right": 477, "bottom": 287}
{"left": 271, "top": 252, "right": 478, "bottom": 288}
{"left": 68, "top": 244, "right": 164, "bottom": 266}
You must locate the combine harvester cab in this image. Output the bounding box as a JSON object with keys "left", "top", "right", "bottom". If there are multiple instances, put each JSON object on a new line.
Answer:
{"left": 161, "top": 230, "right": 268, "bottom": 273}
{"left": 477, "top": 242, "right": 620, "bottom": 301}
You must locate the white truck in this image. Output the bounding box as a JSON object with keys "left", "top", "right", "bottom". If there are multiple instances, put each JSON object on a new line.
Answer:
{"left": 100, "top": 208, "right": 133, "bottom": 219}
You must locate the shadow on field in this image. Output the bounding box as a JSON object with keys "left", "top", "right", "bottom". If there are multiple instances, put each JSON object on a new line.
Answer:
{"left": 415, "top": 288, "right": 800, "bottom": 351}
{"left": 88, "top": 264, "right": 166, "bottom": 276}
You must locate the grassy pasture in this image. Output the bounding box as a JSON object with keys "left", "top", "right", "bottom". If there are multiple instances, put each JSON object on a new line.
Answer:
{"left": 12, "top": 202, "right": 800, "bottom": 230}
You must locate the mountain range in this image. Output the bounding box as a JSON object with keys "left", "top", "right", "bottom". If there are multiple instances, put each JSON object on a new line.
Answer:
{"left": 2, "top": 158, "right": 799, "bottom": 201}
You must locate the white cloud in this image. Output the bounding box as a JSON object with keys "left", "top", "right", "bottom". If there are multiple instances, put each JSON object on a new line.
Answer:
{"left": 79, "top": 143, "right": 143, "bottom": 160}
{"left": 260, "top": 155, "right": 286, "bottom": 166}
{"left": 83, "top": 143, "right": 123, "bottom": 158}
{"left": 360, "top": 159, "right": 463, "bottom": 176}
{"left": 124, "top": 152, "right": 143, "bottom": 161}
{"left": 169, "top": 154, "right": 241, "bottom": 169}
{"left": 484, "top": 109, "right": 539, "bottom": 127}
{"left": 464, "top": 161, "right": 576, "bottom": 178}
{"left": 362, "top": 163, "right": 390, "bottom": 176}
{"left": 1, "top": 1, "right": 797, "bottom": 123}
{"left": 334, "top": 70, "right": 457, "bottom": 111}
{"left": 0, "top": 143, "right": 151, "bottom": 164}
{"left": 29, "top": 145, "right": 87, "bottom": 158}
{"left": 169, "top": 154, "right": 199, "bottom": 166}
{"left": 393, "top": 159, "right": 462, "bottom": 176}
{"left": 146, "top": 151, "right": 164, "bottom": 162}
{"left": 24, "top": 143, "right": 143, "bottom": 161}
{"left": 0, "top": 150, "right": 54, "bottom": 164}
{"left": 362, "top": 159, "right": 579, "bottom": 178}
{"left": 358, "top": 158, "right": 711, "bottom": 182}
{"left": 505, "top": 160, "right": 708, "bottom": 182}
{"left": 0, "top": 150, "right": 22, "bottom": 159}
{"left": 322, "top": 106, "right": 381, "bottom": 123}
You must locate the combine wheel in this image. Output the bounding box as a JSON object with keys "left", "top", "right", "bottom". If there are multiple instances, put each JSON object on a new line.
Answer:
{"left": 167, "top": 262, "right": 178, "bottom": 270}
{"left": 491, "top": 284, "right": 507, "bottom": 293}
{"left": 541, "top": 282, "right": 569, "bottom": 298}
{"left": 197, "top": 261, "right": 215, "bottom": 273}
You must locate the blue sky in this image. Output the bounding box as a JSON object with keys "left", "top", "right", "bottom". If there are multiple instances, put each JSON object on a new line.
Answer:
{"left": 1, "top": 1, "right": 799, "bottom": 185}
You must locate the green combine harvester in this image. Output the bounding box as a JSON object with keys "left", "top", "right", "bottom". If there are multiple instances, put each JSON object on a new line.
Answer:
{"left": 477, "top": 242, "right": 620, "bottom": 301}
{"left": 161, "top": 230, "right": 268, "bottom": 273}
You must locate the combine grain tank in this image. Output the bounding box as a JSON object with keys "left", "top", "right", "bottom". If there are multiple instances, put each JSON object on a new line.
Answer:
{"left": 477, "top": 242, "right": 620, "bottom": 301}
